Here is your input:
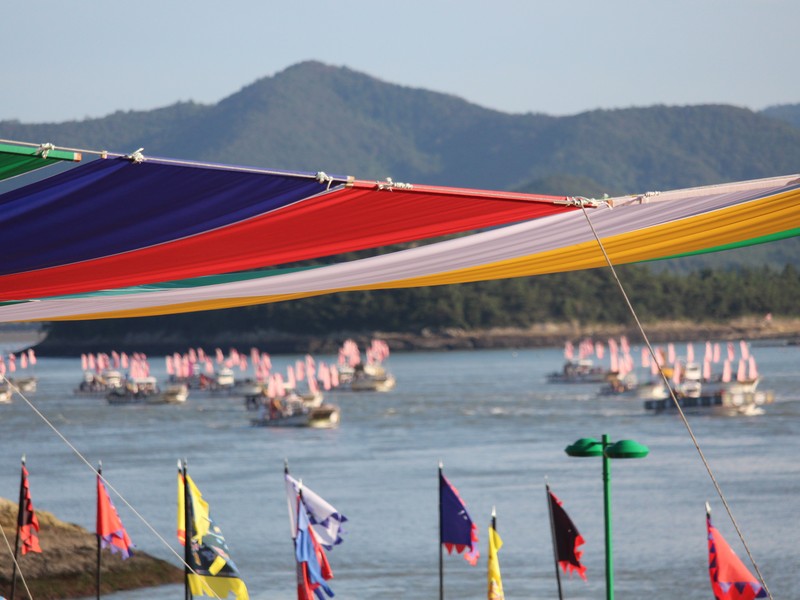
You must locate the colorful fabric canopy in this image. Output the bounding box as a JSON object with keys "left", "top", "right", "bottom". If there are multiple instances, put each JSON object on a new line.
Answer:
{"left": 0, "top": 142, "right": 81, "bottom": 181}
{"left": 0, "top": 174, "right": 797, "bottom": 322}
{"left": 0, "top": 155, "right": 571, "bottom": 300}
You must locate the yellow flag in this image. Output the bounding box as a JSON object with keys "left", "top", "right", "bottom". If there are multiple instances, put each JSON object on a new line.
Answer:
{"left": 177, "top": 472, "right": 211, "bottom": 544}
{"left": 488, "top": 523, "right": 504, "bottom": 600}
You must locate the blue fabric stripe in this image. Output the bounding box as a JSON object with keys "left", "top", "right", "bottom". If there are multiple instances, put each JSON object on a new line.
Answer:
{"left": 0, "top": 157, "right": 339, "bottom": 275}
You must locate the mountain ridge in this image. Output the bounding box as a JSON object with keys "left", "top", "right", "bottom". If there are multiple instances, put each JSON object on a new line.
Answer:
{"left": 3, "top": 60, "right": 799, "bottom": 194}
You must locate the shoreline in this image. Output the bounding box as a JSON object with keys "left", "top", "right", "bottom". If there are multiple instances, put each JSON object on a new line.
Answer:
{"left": 0, "top": 498, "right": 182, "bottom": 600}
{"left": 36, "top": 317, "right": 800, "bottom": 356}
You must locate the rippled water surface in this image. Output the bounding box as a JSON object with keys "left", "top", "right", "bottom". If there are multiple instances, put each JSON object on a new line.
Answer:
{"left": 1, "top": 342, "right": 799, "bottom": 599}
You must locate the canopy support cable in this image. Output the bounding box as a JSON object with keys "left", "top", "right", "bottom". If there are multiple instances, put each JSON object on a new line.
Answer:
{"left": 0, "top": 374, "right": 224, "bottom": 600}
{"left": 577, "top": 202, "right": 773, "bottom": 600}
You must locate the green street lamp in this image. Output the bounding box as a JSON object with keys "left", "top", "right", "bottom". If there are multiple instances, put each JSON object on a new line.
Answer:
{"left": 565, "top": 434, "right": 649, "bottom": 600}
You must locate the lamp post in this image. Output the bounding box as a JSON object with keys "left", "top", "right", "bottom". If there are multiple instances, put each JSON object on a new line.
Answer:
{"left": 564, "top": 434, "right": 648, "bottom": 600}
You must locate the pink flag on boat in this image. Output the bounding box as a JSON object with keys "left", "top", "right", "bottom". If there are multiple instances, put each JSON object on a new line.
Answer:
{"left": 722, "top": 360, "right": 732, "bottom": 383}
{"left": 641, "top": 348, "right": 651, "bottom": 368}
{"left": 671, "top": 362, "right": 681, "bottom": 387}
{"left": 610, "top": 352, "right": 619, "bottom": 373}
{"left": 686, "top": 343, "right": 695, "bottom": 364}
{"left": 81, "top": 353, "right": 88, "bottom": 371}
{"left": 215, "top": 348, "right": 224, "bottom": 364}
{"left": 166, "top": 356, "right": 174, "bottom": 376}
{"left": 595, "top": 342, "right": 605, "bottom": 360}
{"left": 739, "top": 340, "right": 750, "bottom": 361}
{"left": 650, "top": 358, "right": 660, "bottom": 377}
{"left": 27, "top": 349, "right": 36, "bottom": 365}
{"left": 296, "top": 360, "right": 305, "bottom": 381}
{"left": 121, "top": 353, "right": 129, "bottom": 369}
{"left": 20, "top": 353, "right": 28, "bottom": 369}
{"left": 727, "top": 343, "right": 735, "bottom": 362}
{"left": 286, "top": 365, "right": 296, "bottom": 389}
{"left": 704, "top": 341, "right": 712, "bottom": 363}
{"left": 620, "top": 336, "right": 630, "bottom": 355}
{"left": 748, "top": 356, "right": 758, "bottom": 380}
{"left": 564, "top": 341, "right": 574, "bottom": 360}
{"left": 713, "top": 343, "right": 721, "bottom": 363}
{"left": 736, "top": 359, "right": 747, "bottom": 382}
{"left": 320, "top": 364, "right": 331, "bottom": 391}
{"left": 275, "top": 373, "right": 286, "bottom": 397}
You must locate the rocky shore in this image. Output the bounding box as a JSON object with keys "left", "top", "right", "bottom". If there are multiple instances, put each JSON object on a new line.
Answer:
{"left": 36, "top": 317, "right": 800, "bottom": 356}
{"left": 0, "top": 498, "right": 182, "bottom": 600}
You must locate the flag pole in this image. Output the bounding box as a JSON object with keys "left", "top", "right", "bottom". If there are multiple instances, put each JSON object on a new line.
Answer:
{"left": 10, "top": 455, "right": 26, "bottom": 600}
{"left": 546, "top": 482, "right": 565, "bottom": 600}
{"left": 182, "top": 459, "right": 192, "bottom": 600}
{"left": 96, "top": 460, "right": 103, "bottom": 600}
{"left": 438, "top": 461, "right": 444, "bottom": 600}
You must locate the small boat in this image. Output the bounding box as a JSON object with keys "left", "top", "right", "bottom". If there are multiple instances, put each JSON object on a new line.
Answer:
{"left": 250, "top": 397, "right": 340, "bottom": 428}
{"left": 0, "top": 386, "right": 12, "bottom": 404}
{"left": 106, "top": 376, "right": 160, "bottom": 405}
{"left": 547, "top": 359, "right": 612, "bottom": 384}
{"left": 213, "top": 367, "right": 235, "bottom": 390}
{"left": 349, "top": 364, "right": 396, "bottom": 392}
{"left": 8, "top": 376, "right": 37, "bottom": 394}
{"left": 75, "top": 369, "right": 124, "bottom": 394}
{"left": 148, "top": 383, "right": 189, "bottom": 405}
{"left": 643, "top": 388, "right": 774, "bottom": 416}
{"left": 231, "top": 379, "right": 263, "bottom": 397}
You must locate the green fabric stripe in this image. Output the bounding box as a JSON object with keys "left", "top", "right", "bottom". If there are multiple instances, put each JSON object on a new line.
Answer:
{"left": 0, "top": 143, "right": 81, "bottom": 181}
{"left": 645, "top": 229, "right": 800, "bottom": 263}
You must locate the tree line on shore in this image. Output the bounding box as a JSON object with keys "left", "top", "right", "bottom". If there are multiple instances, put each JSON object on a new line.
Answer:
{"left": 44, "top": 264, "right": 800, "bottom": 349}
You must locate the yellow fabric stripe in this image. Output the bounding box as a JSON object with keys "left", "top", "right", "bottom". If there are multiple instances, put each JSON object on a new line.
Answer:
{"left": 48, "top": 188, "right": 800, "bottom": 321}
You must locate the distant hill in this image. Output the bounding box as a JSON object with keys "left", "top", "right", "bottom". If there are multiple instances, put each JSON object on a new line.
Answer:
{"left": 762, "top": 103, "right": 800, "bottom": 129}
{"left": 3, "top": 61, "right": 800, "bottom": 196}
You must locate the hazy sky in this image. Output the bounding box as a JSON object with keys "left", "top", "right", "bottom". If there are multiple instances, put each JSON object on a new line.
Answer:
{"left": 4, "top": 1, "right": 798, "bottom": 123}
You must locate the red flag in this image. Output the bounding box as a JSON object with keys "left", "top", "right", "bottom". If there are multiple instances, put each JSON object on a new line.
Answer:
{"left": 97, "top": 475, "right": 133, "bottom": 558}
{"left": 707, "top": 508, "right": 766, "bottom": 599}
{"left": 18, "top": 464, "right": 41, "bottom": 555}
{"left": 548, "top": 489, "right": 586, "bottom": 580}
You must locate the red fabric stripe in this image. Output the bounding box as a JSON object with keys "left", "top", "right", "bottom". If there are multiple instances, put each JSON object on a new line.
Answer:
{"left": 0, "top": 185, "right": 572, "bottom": 300}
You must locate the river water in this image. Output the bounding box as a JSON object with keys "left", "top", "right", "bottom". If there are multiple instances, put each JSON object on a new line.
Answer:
{"left": 1, "top": 342, "right": 798, "bottom": 599}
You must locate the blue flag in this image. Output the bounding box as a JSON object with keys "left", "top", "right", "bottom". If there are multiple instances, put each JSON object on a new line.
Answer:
{"left": 296, "top": 499, "right": 334, "bottom": 599}
{"left": 439, "top": 470, "right": 479, "bottom": 565}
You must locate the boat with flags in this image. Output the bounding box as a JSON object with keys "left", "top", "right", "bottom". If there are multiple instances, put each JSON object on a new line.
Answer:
{"left": 251, "top": 396, "right": 341, "bottom": 428}
{"left": 583, "top": 338, "right": 776, "bottom": 415}
{"left": 547, "top": 338, "right": 616, "bottom": 383}
{"left": 338, "top": 338, "right": 396, "bottom": 391}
